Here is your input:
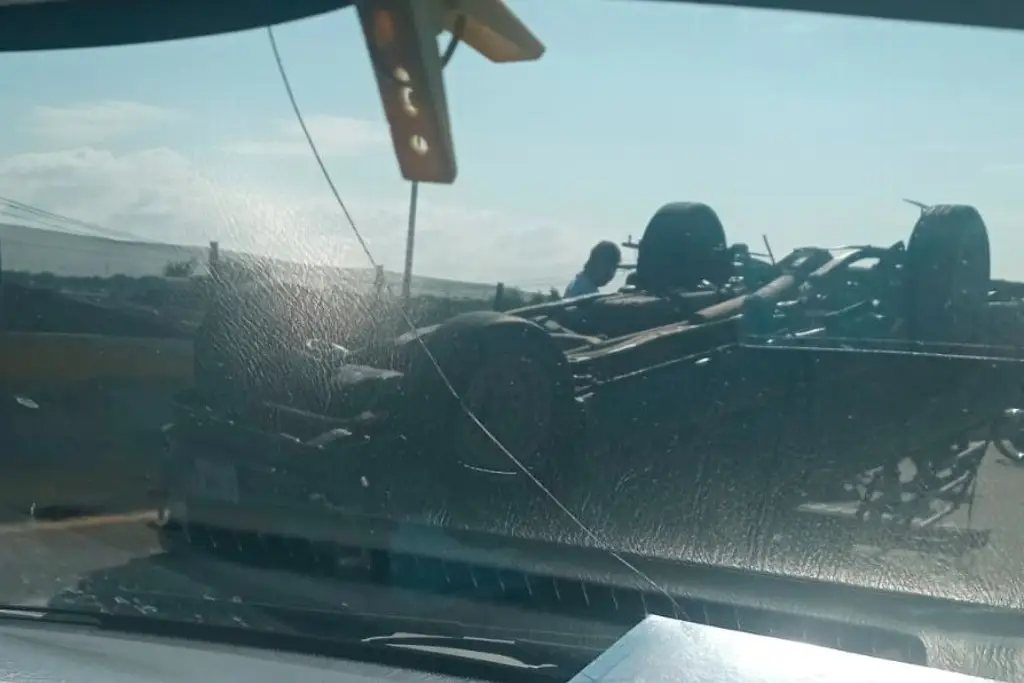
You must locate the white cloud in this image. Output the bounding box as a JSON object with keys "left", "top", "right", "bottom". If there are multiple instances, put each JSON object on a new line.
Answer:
{"left": 0, "top": 145, "right": 584, "bottom": 289}
{"left": 29, "top": 101, "right": 186, "bottom": 146}
{"left": 221, "top": 115, "right": 389, "bottom": 158}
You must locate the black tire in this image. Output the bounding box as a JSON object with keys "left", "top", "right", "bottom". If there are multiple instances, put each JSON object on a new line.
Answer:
{"left": 399, "top": 311, "right": 580, "bottom": 490}
{"left": 156, "top": 519, "right": 192, "bottom": 556}
{"left": 991, "top": 408, "right": 1024, "bottom": 464}
{"left": 194, "top": 282, "right": 336, "bottom": 411}
{"left": 635, "top": 202, "right": 731, "bottom": 291}
{"left": 905, "top": 204, "right": 991, "bottom": 344}
{"left": 195, "top": 282, "right": 283, "bottom": 405}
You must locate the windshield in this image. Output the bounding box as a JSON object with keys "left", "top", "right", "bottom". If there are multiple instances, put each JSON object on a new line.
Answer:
{"left": 3, "top": 0, "right": 1024, "bottom": 676}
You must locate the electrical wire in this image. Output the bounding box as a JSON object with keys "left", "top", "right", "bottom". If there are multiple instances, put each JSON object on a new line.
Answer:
{"left": 0, "top": 195, "right": 159, "bottom": 243}
{"left": 264, "top": 23, "right": 685, "bottom": 617}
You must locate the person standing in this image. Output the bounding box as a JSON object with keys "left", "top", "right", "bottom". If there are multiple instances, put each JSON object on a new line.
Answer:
{"left": 564, "top": 240, "right": 622, "bottom": 299}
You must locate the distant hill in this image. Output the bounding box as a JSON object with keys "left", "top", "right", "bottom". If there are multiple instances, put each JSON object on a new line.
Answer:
{"left": 0, "top": 223, "right": 505, "bottom": 301}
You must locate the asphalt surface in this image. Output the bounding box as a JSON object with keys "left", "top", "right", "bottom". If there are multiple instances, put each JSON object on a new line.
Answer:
{"left": 2, "top": 445, "right": 1024, "bottom": 624}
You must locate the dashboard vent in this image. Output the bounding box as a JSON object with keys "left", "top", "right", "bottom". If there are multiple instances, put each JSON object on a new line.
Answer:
{"left": 177, "top": 524, "right": 928, "bottom": 667}
{"left": 380, "top": 551, "right": 928, "bottom": 665}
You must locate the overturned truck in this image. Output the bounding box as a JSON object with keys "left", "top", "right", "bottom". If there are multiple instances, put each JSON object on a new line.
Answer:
{"left": 161, "top": 200, "right": 1024, "bottom": 560}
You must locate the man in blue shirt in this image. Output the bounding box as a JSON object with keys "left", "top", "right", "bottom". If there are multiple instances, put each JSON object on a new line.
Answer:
{"left": 564, "top": 240, "right": 622, "bottom": 299}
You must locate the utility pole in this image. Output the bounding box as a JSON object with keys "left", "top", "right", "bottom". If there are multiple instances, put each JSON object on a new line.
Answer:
{"left": 209, "top": 241, "right": 220, "bottom": 279}
{"left": 401, "top": 182, "right": 418, "bottom": 302}
{"left": 493, "top": 282, "right": 505, "bottom": 311}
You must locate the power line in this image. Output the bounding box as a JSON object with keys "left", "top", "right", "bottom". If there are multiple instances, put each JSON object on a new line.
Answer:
{"left": 266, "top": 24, "right": 685, "bottom": 618}
{"left": 0, "top": 195, "right": 158, "bottom": 244}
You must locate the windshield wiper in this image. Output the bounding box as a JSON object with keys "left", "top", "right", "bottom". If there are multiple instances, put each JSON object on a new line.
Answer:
{"left": 361, "top": 633, "right": 563, "bottom": 670}
{"left": 0, "top": 603, "right": 597, "bottom": 682}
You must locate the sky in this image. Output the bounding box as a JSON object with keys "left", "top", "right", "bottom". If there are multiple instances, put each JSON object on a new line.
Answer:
{"left": 0, "top": 0, "right": 1023, "bottom": 289}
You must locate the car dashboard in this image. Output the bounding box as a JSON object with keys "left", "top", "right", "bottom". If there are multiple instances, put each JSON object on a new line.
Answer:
{"left": 149, "top": 525, "right": 1024, "bottom": 683}
{"left": 572, "top": 615, "right": 1005, "bottom": 683}
{"left": 0, "top": 607, "right": 1012, "bottom": 683}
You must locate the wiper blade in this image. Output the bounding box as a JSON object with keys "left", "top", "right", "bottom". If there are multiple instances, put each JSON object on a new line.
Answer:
{"left": 363, "top": 633, "right": 561, "bottom": 670}
{"left": 0, "top": 602, "right": 596, "bottom": 682}
{"left": 0, "top": 605, "right": 98, "bottom": 624}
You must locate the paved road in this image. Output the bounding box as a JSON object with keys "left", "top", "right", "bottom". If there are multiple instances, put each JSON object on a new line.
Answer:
{"left": 2, "top": 445, "right": 1024, "bottom": 619}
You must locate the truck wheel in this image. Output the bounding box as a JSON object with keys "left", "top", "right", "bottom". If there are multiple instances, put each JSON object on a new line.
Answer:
{"left": 195, "top": 282, "right": 281, "bottom": 406}
{"left": 195, "top": 283, "right": 334, "bottom": 411}
{"left": 905, "top": 204, "right": 991, "bottom": 344}
{"left": 400, "top": 312, "right": 580, "bottom": 491}
{"left": 156, "top": 519, "right": 192, "bottom": 556}
{"left": 636, "top": 202, "right": 731, "bottom": 290}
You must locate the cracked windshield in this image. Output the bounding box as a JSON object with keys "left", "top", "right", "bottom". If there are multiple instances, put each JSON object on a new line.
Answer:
{"left": 4, "top": 0, "right": 1024, "bottom": 676}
